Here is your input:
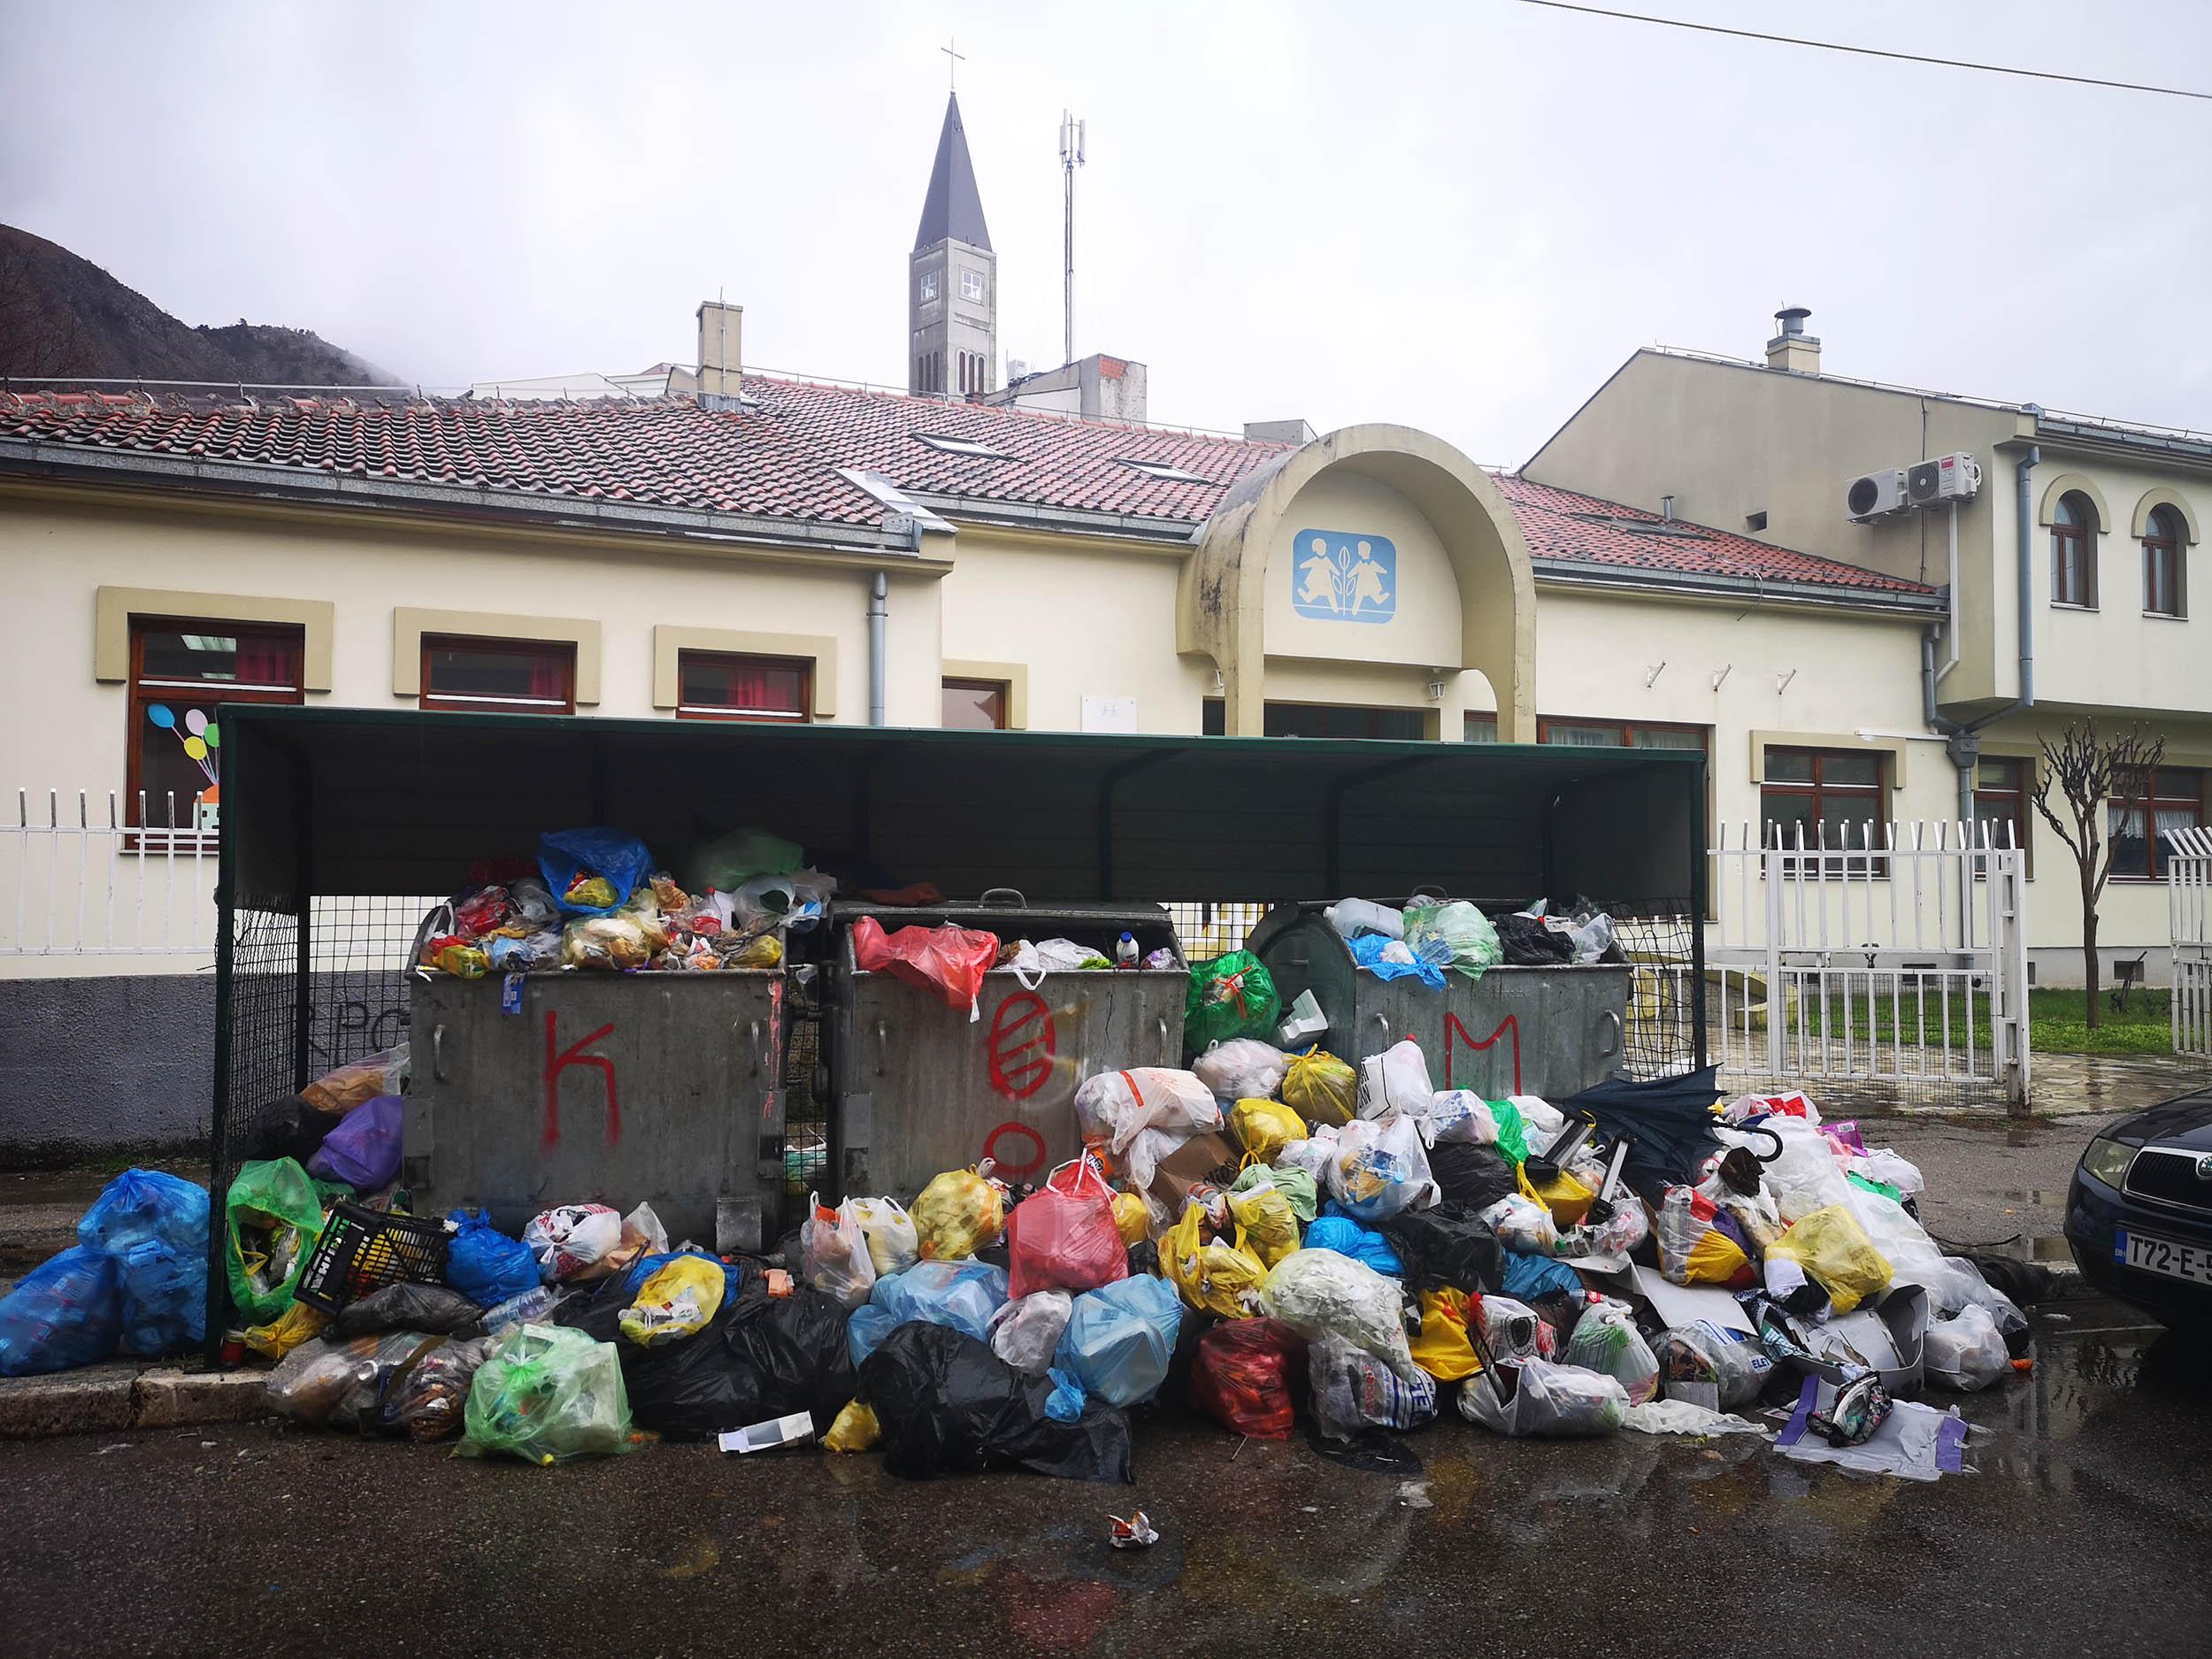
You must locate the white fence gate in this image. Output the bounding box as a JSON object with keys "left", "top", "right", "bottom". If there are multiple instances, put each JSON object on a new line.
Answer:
{"left": 2170, "top": 826, "right": 2212, "bottom": 1061}
{"left": 3, "top": 788, "right": 217, "bottom": 959}
{"left": 1695, "top": 821, "right": 2030, "bottom": 1108}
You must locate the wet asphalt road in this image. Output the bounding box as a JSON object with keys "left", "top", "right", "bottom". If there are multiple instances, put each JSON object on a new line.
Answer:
{"left": 2, "top": 1288, "right": 2207, "bottom": 1659}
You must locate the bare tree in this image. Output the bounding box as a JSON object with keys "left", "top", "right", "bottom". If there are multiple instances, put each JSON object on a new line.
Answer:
{"left": 2032, "top": 718, "right": 2166, "bottom": 1029}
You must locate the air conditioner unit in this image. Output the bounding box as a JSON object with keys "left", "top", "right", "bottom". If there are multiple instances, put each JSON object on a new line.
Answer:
{"left": 1845, "top": 468, "right": 1909, "bottom": 521}
{"left": 1907, "top": 451, "right": 1982, "bottom": 508}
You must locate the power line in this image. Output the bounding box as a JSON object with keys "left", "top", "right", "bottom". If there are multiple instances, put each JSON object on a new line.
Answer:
{"left": 1512, "top": 1, "right": 2212, "bottom": 103}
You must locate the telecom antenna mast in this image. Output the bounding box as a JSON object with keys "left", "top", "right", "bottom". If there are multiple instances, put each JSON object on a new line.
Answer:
{"left": 1059, "top": 111, "right": 1085, "bottom": 366}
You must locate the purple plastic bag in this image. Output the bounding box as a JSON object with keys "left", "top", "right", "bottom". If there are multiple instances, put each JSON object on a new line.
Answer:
{"left": 308, "top": 1094, "right": 403, "bottom": 1190}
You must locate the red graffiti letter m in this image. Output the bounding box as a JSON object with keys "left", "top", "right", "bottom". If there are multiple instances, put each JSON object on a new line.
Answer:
{"left": 544, "top": 1011, "right": 620, "bottom": 1148}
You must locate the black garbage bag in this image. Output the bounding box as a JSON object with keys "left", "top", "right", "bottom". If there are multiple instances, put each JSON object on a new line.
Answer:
{"left": 728, "top": 1287, "right": 855, "bottom": 1435}
{"left": 329, "top": 1282, "right": 485, "bottom": 1340}
{"left": 1494, "top": 912, "right": 1571, "bottom": 966}
{"left": 251, "top": 1094, "right": 337, "bottom": 1165}
{"left": 1563, "top": 1065, "right": 1724, "bottom": 1204}
{"left": 1428, "top": 1142, "right": 1518, "bottom": 1210}
{"left": 859, "top": 1321, "right": 1133, "bottom": 1483}
{"left": 612, "top": 1285, "right": 853, "bottom": 1442}
{"left": 553, "top": 1276, "right": 627, "bottom": 1342}
{"left": 1378, "top": 1202, "right": 1503, "bottom": 1294}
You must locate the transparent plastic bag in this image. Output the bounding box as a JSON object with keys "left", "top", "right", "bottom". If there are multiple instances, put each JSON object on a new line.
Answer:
{"left": 801, "top": 1194, "right": 879, "bottom": 1310}
{"left": 1402, "top": 900, "right": 1503, "bottom": 979}
{"left": 1006, "top": 1161, "right": 1128, "bottom": 1300}
{"left": 523, "top": 1203, "right": 626, "bottom": 1283}
{"left": 849, "top": 1196, "right": 919, "bottom": 1278}
{"left": 1765, "top": 1204, "right": 1893, "bottom": 1315}
{"left": 380, "top": 1335, "right": 494, "bottom": 1442}
{"left": 1657, "top": 1321, "right": 1771, "bottom": 1410}
{"left": 1479, "top": 1192, "right": 1559, "bottom": 1256}
{"left": 1258, "top": 1247, "right": 1417, "bottom": 1382}
{"left": 1055, "top": 1274, "right": 1182, "bottom": 1407}
{"left": 1327, "top": 1114, "right": 1439, "bottom": 1222}
{"left": 1924, "top": 1303, "right": 2010, "bottom": 1392}
{"left": 1230, "top": 1098, "right": 1307, "bottom": 1165}
{"left": 1459, "top": 1356, "right": 1625, "bottom": 1437}
{"left": 1281, "top": 1048, "right": 1358, "bottom": 1128}
{"left": 1073, "top": 1068, "right": 1222, "bottom": 1188}
{"left": 912, "top": 1168, "right": 1005, "bottom": 1262}
{"left": 458, "top": 1323, "right": 634, "bottom": 1464}
{"left": 267, "top": 1330, "right": 442, "bottom": 1429}
{"left": 1310, "top": 1331, "right": 1437, "bottom": 1439}
{"left": 1420, "top": 1090, "right": 1500, "bottom": 1148}
{"left": 1560, "top": 1298, "right": 1660, "bottom": 1405}
{"left": 1194, "top": 1039, "right": 1289, "bottom": 1102}
{"left": 987, "top": 1290, "right": 1073, "bottom": 1375}
{"left": 1358, "top": 1039, "right": 1435, "bottom": 1120}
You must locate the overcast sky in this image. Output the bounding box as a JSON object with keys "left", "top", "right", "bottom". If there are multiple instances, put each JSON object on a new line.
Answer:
{"left": 4, "top": 1, "right": 2208, "bottom": 462}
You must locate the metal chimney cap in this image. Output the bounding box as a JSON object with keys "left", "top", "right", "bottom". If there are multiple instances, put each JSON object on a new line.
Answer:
{"left": 1775, "top": 306, "right": 1813, "bottom": 336}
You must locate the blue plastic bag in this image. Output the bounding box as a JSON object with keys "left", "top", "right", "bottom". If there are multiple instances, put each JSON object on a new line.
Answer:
{"left": 0, "top": 1246, "right": 123, "bottom": 1376}
{"left": 76, "top": 1168, "right": 210, "bottom": 1356}
{"left": 849, "top": 1260, "right": 1009, "bottom": 1367}
{"left": 1044, "top": 1366, "right": 1087, "bottom": 1423}
{"left": 1500, "top": 1246, "right": 1582, "bottom": 1301}
{"left": 1056, "top": 1274, "right": 1181, "bottom": 1407}
{"left": 307, "top": 1094, "right": 403, "bottom": 1190}
{"left": 1348, "top": 932, "right": 1449, "bottom": 989}
{"left": 539, "top": 827, "right": 655, "bottom": 917}
{"left": 1307, "top": 1209, "right": 1405, "bottom": 1277}
{"left": 444, "top": 1209, "right": 544, "bottom": 1306}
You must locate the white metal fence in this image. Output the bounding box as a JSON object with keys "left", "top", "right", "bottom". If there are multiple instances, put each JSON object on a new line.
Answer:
{"left": 2170, "top": 825, "right": 2212, "bottom": 1061}
{"left": 1688, "top": 820, "right": 2030, "bottom": 1107}
{"left": 2, "top": 788, "right": 217, "bottom": 958}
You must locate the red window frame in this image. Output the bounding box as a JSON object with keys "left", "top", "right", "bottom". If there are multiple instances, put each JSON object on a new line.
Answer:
{"left": 941, "top": 677, "right": 1010, "bottom": 731}
{"left": 126, "top": 617, "right": 304, "bottom": 846}
{"left": 2108, "top": 765, "right": 2206, "bottom": 881}
{"left": 419, "top": 634, "right": 576, "bottom": 716}
{"left": 2051, "top": 492, "right": 2096, "bottom": 607}
{"left": 675, "top": 649, "right": 812, "bottom": 723}
{"left": 1761, "top": 746, "right": 1888, "bottom": 870}
{"left": 1535, "top": 717, "right": 1708, "bottom": 751}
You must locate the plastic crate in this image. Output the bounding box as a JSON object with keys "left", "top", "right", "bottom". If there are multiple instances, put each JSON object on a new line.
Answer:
{"left": 294, "top": 1202, "right": 451, "bottom": 1312}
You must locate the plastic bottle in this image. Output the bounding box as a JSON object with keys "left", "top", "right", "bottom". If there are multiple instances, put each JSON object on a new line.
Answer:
{"left": 1325, "top": 899, "right": 1404, "bottom": 941}
{"left": 1115, "top": 931, "right": 1140, "bottom": 968}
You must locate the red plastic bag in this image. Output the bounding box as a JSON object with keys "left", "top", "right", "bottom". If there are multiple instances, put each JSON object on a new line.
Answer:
{"left": 1189, "top": 1317, "right": 1308, "bottom": 1440}
{"left": 850, "top": 916, "right": 1000, "bottom": 1014}
{"left": 1006, "top": 1158, "right": 1129, "bottom": 1301}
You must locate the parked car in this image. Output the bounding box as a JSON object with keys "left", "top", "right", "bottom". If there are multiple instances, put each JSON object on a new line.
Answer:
{"left": 2065, "top": 1086, "right": 2212, "bottom": 1329}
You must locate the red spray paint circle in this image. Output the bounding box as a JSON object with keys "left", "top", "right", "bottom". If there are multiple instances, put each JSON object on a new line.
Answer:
{"left": 987, "top": 991, "right": 1057, "bottom": 1100}
{"left": 983, "top": 1121, "right": 1048, "bottom": 1179}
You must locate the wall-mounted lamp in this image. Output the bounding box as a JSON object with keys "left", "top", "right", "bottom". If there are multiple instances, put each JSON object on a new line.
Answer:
{"left": 1426, "top": 676, "right": 1447, "bottom": 702}
{"left": 1210, "top": 667, "right": 1225, "bottom": 693}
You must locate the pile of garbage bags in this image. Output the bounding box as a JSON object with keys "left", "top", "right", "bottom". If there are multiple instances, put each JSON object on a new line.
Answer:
{"left": 0, "top": 1169, "right": 210, "bottom": 1376}
{"left": 1316, "top": 893, "right": 1621, "bottom": 996}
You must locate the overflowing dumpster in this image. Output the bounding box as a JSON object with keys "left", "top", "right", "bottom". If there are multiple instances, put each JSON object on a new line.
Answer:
{"left": 1248, "top": 902, "right": 1630, "bottom": 1100}
{"left": 404, "top": 971, "right": 790, "bottom": 1251}
{"left": 829, "top": 898, "right": 1187, "bottom": 1201}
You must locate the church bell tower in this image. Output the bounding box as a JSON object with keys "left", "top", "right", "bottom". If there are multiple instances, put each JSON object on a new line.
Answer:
{"left": 908, "top": 91, "right": 996, "bottom": 397}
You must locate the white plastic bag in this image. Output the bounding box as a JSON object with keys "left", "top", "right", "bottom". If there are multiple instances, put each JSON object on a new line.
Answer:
{"left": 1419, "top": 1089, "right": 1500, "bottom": 1147}
{"left": 1193, "top": 1039, "right": 1290, "bottom": 1103}
{"left": 1258, "top": 1248, "right": 1418, "bottom": 1383}
{"left": 1327, "top": 1114, "right": 1439, "bottom": 1221}
{"left": 1561, "top": 1298, "right": 1660, "bottom": 1405}
{"left": 799, "top": 1194, "right": 877, "bottom": 1310}
{"left": 1725, "top": 1115, "right": 1855, "bottom": 1223}
{"left": 1003, "top": 940, "right": 1046, "bottom": 991}
{"left": 987, "top": 1290, "right": 1073, "bottom": 1375}
{"left": 1657, "top": 1322, "right": 1771, "bottom": 1411}
{"left": 1308, "top": 1332, "right": 1436, "bottom": 1439}
{"left": 1924, "top": 1302, "right": 2011, "bottom": 1392}
{"left": 1502, "top": 1094, "right": 1567, "bottom": 1153}
{"left": 522, "top": 1203, "right": 625, "bottom": 1282}
{"left": 1477, "top": 1294, "right": 1554, "bottom": 1363}
{"left": 1276, "top": 1128, "right": 1338, "bottom": 1186}
{"left": 1854, "top": 1148, "right": 1926, "bottom": 1196}
{"left": 1620, "top": 1398, "right": 1766, "bottom": 1437}
{"left": 1035, "top": 937, "right": 1110, "bottom": 972}
{"left": 1072, "top": 1067, "right": 1222, "bottom": 1189}
{"left": 1843, "top": 1188, "right": 2028, "bottom": 1336}
{"left": 1479, "top": 1192, "right": 1559, "bottom": 1255}
{"left": 1358, "top": 1039, "right": 1434, "bottom": 1120}
{"left": 1459, "top": 1357, "right": 1625, "bottom": 1437}
{"left": 849, "top": 1196, "right": 919, "bottom": 1279}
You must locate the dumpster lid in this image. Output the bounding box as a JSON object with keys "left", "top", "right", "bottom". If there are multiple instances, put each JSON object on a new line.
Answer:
{"left": 834, "top": 899, "right": 1174, "bottom": 931}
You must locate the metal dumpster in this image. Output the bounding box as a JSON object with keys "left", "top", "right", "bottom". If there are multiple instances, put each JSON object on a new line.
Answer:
{"left": 829, "top": 896, "right": 1187, "bottom": 1202}
{"left": 1248, "top": 902, "right": 1628, "bottom": 1100}
{"left": 402, "top": 968, "right": 790, "bottom": 1251}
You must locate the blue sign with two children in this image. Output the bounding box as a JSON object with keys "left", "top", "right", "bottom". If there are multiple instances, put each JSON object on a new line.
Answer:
{"left": 1291, "top": 529, "right": 1396, "bottom": 623}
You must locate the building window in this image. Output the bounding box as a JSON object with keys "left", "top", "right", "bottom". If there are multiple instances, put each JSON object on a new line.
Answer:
{"left": 1463, "top": 712, "right": 1499, "bottom": 742}
{"left": 127, "top": 618, "right": 303, "bottom": 840}
{"left": 943, "top": 677, "right": 1010, "bottom": 730}
{"left": 1761, "top": 746, "right": 1886, "bottom": 869}
{"left": 2108, "top": 765, "right": 2205, "bottom": 880}
{"left": 1202, "top": 701, "right": 1426, "bottom": 739}
{"left": 2051, "top": 491, "right": 2097, "bottom": 607}
{"left": 677, "top": 650, "right": 810, "bottom": 722}
{"left": 2144, "top": 504, "right": 2185, "bottom": 617}
{"left": 918, "top": 270, "right": 939, "bottom": 303}
{"left": 1973, "top": 757, "right": 2028, "bottom": 860}
{"left": 1538, "top": 718, "right": 1707, "bottom": 751}
{"left": 420, "top": 635, "right": 575, "bottom": 715}
{"left": 961, "top": 270, "right": 984, "bottom": 303}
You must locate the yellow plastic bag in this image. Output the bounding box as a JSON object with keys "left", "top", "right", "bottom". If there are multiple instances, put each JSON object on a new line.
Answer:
{"left": 1229, "top": 1098, "right": 1307, "bottom": 1165}
{"left": 1111, "top": 1189, "right": 1151, "bottom": 1247}
{"left": 1281, "top": 1048, "right": 1356, "bottom": 1128}
{"left": 1223, "top": 1180, "right": 1301, "bottom": 1268}
{"left": 242, "top": 1300, "right": 329, "bottom": 1360}
{"left": 618, "top": 1255, "right": 726, "bottom": 1347}
{"left": 1409, "top": 1288, "right": 1480, "bottom": 1382}
{"left": 1163, "top": 1205, "right": 1269, "bottom": 1318}
{"left": 824, "top": 1399, "right": 880, "bottom": 1453}
{"left": 1519, "top": 1163, "right": 1596, "bottom": 1228}
{"left": 913, "top": 1167, "right": 1004, "bottom": 1262}
{"left": 1766, "top": 1204, "right": 1893, "bottom": 1315}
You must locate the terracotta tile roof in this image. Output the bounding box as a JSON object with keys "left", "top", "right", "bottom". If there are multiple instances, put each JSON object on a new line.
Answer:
{"left": 0, "top": 375, "right": 1930, "bottom": 597}
{"left": 1490, "top": 473, "right": 1934, "bottom": 595}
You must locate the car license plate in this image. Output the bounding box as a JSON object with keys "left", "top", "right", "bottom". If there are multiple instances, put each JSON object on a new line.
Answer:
{"left": 2115, "top": 1228, "right": 2212, "bottom": 1286}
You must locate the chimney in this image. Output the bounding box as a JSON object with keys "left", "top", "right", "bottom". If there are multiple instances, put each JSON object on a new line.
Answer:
{"left": 695, "top": 299, "right": 743, "bottom": 403}
{"left": 1244, "top": 419, "right": 1317, "bottom": 445}
{"left": 1765, "top": 306, "right": 1820, "bottom": 374}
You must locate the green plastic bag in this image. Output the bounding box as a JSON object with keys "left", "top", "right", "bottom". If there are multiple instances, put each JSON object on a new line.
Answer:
{"left": 224, "top": 1157, "right": 327, "bottom": 1325}
{"left": 1404, "top": 902, "right": 1503, "bottom": 980}
{"left": 1488, "top": 1100, "right": 1531, "bottom": 1166}
{"left": 457, "top": 1323, "right": 634, "bottom": 1465}
{"left": 685, "top": 827, "right": 802, "bottom": 895}
{"left": 1186, "top": 951, "right": 1280, "bottom": 1051}
{"left": 1232, "top": 1161, "right": 1318, "bottom": 1225}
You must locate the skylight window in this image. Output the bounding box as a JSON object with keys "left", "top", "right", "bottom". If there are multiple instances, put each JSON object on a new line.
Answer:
{"left": 914, "top": 433, "right": 1015, "bottom": 461}
{"left": 1119, "top": 457, "right": 1210, "bottom": 485}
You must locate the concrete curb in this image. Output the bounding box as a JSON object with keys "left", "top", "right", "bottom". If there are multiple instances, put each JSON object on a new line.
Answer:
{"left": 0, "top": 1364, "right": 273, "bottom": 1440}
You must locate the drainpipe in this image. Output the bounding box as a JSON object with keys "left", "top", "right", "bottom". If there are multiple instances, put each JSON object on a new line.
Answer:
{"left": 2013, "top": 442, "right": 2038, "bottom": 712}
{"left": 867, "top": 571, "right": 888, "bottom": 727}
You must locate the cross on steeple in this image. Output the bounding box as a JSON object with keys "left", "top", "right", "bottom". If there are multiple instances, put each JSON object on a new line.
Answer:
{"left": 941, "top": 38, "right": 964, "bottom": 91}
